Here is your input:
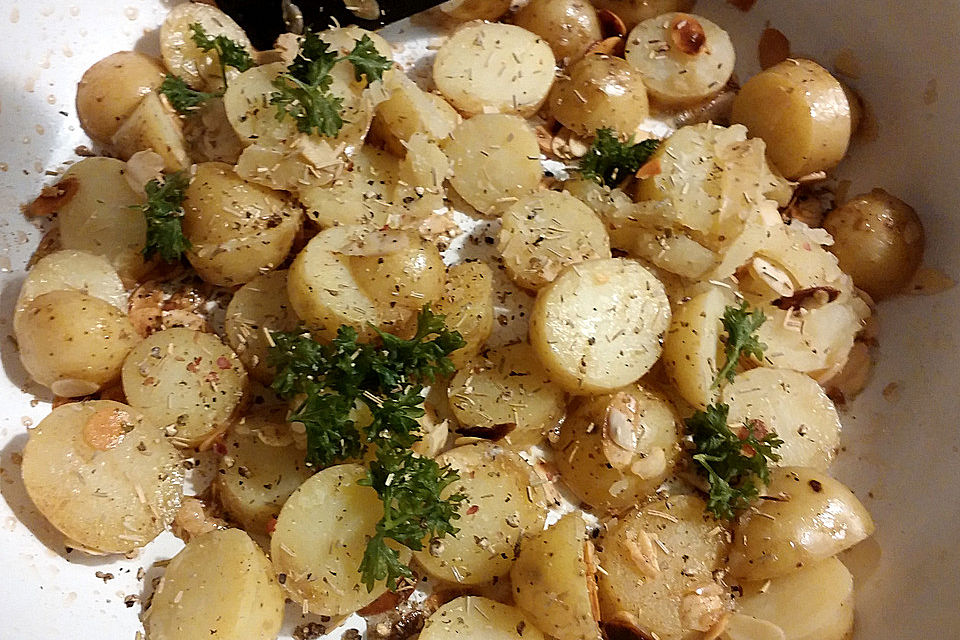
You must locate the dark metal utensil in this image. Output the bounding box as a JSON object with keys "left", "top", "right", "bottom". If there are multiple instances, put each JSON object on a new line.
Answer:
{"left": 216, "top": 0, "right": 448, "bottom": 50}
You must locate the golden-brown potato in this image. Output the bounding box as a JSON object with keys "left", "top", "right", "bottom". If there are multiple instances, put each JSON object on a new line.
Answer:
{"left": 433, "top": 22, "right": 556, "bottom": 117}
{"left": 511, "top": 512, "right": 603, "bottom": 640}
{"left": 76, "top": 51, "right": 165, "bottom": 144}
{"left": 298, "top": 145, "right": 399, "bottom": 229}
{"left": 16, "top": 249, "right": 128, "bottom": 318}
{"left": 440, "top": 0, "right": 513, "bottom": 21}
{"left": 420, "top": 596, "right": 547, "bottom": 640}
{"left": 110, "top": 91, "right": 191, "bottom": 171}
{"left": 823, "top": 189, "right": 924, "bottom": 299}
{"left": 728, "top": 467, "right": 875, "bottom": 580}
{"left": 548, "top": 54, "right": 650, "bottom": 138}
{"left": 121, "top": 328, "right": 248, "bottom": 447}
{"left": 513, "top": 0, "right": 602, "bottom": 63}
{"left": 624, "top": 13, "right": 736, "bottom": 106}
{"left": 433, "top": 261, "right": 495, "bottom": 368}
{"left": 732, "top": 59, "right": 852, "bottom": 179}
{"left": 590, "top": 0, "right": 694, "bottom": 30}
{"left": 371, "top": 70, "right": 461, "bottom": 157}
{"left": 17, "top": 290, "right": 140, "bottom": 397}
{"left": 597, "top": 495, "right": 730, "bottom": 640}
{"left": 555, "top": 385, "right": 682, "bottom": 512}
{"left": 448, "top": 343, "right": 567, "bottom": 447}
{"left": 414, "top": 442, "right": 548, "bottom": 585}
{"left": 182, "top": 162, "right": 302, "bottom": 286}
{"left": 22, "top": 401, "right": 182, "bottom": 554}
{"left": 661, "top": 286, "right": 730, "bottom": 408}
{"left": 145, "top": 529, "right": 284, "bottom": 640}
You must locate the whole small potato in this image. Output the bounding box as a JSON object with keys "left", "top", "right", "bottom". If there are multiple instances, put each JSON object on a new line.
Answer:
{"left": 441, "top": 0, "right": 513, "bottom": 22}
{"left": 549, "top": 54, "right": 650, "bottom": 137}
{"left": 591, "top": 0, "right": 694, "bottom": 30}
{"left": 76, "top": 51, "right": 165, "bottom": 145}
{"left": 823, "top": 189, "right": 924, "bottom": 299}
{"left": 513, "top": 0, "right": 602, "bottom": 63}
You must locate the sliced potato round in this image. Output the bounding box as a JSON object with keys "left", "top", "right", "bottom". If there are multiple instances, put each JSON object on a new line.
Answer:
{"left": 225, "top": 270, "right": 300, "bottom": 384}
{"left": 731, "top": 558, "right": 854, "bottom": 640}
{"left": 591, "top": 0, "right": 694, "bottom": 30}
{"left": 661, "top": 286, "right": 730, "bottom": 409}
{"left": 529, "top": 258, "right": 671, "bottom": 394}
{"left": 548, "top": 54, "right": 650, "bottom": 138}
{"left": 625, "top": 13, "right": 735, "bottom": 106}
{"left": 159, "top": 3, "right": 253, "bottom": 91}
{"left": 445, "top": 114, "right": 542, "bottom": 215}
{"left": 555, "top": 385, "right": 682, "bottom": 511}
{"left": 499, "top": 190, "right": 611, "bottom": 291}
{"left": 440, "top": 0, "right": 513, "bottom": 22}
{"left": 421, "top": 596, "right": 547, "bottom": 640}
{"left": 22, "top": 401, "right": 182, "bottom": 553}
{"left": 414, "top": 442, "right": 548, "bottom": 586}
{"left": 448, "top": 343, "right": 566, "bottom": 447}
{"left": 55, "top": 157, "right": 148, "bottom": 280}
{"left": 597, "top": 495, "right": 730, "bottom": 640}
{"left": 513, "top": 0, "right": 602, "bottom": 63}
{"left": 271, "top": 463, "right": 409, "bottom": 615}
{"left": 318, "top": 26, "right": 393, "bottom": 61}
{"left": 732, "top": 59, "right": 851, "bottom": 179}
{"left": 16, "top": 249, "right": 128, "bottom": 318}
{"left": 723, "top": 368, "right": 841, "bottom": 471}
{"left": 110, "top": 91, "right": 191, "bottom": 172}
{"left": 371, "top": 70, "right": 460, "bottom": 157}
{"left": 729, "top": 467, "right": 875, "bottom": 580}
{"left": 17, "top": 290, "right": 140, "bottom": 397}
{"left": 434, "top": 261, "right": 496, "bottom": 369}
{"left": 145, "top": 529, "right": 284, "bottom": 640}
{"left": 122, "top": 327, "right": 248, "bottom": 447}
{"left": 76, "top": 51, "right": 165, "bottom": 144}
{"left": 433, "top": 22, "right": 556, "bottom": 117}
{"left": 511, "top": 512, "right": 603, "bottom": 640}
{"left": 298, "top": 145, "right": 398, "bottom": 229}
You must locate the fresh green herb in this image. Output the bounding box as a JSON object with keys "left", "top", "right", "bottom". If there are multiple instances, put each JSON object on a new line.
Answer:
{"left": 712, "top": 301, "right": 767, "bottom": 388}
{"left": 270, "top": 32, "right": 391, "bottom": 137}
{"left": 159, "top": 74, "right": 219, "bottom": 114}
{"left": 160, "top": 23, "right": 253, "bottom": 113}
{"left": 135, "top": 171, "right": 191, "bottom": 262}
{"left": 269, "top": 307, "right": 466, "bottom": 590}
{"left": 578, "top": 128, "right": 660, "bottom": 186}
{"left": 687, "top": 403, "right": 783, "bottom": 520}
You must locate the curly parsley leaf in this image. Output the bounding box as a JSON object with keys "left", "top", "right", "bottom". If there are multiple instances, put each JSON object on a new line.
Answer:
{"left": 160, "top": 74, "right": 219, "bottom": 114}
{"left": 190, "top": 22, "right": 254, "bottom": 77}
{"left": 344, "top": 35, "right": 392, "bottom": 83}
{"left": 712, "top": 301, "right": 767, "bottom": 388}
{"left": 136, "top": 171, "right": 191, "bottom": 262}
{"left": 686, "top": 403, "right": 783, "bottom": 520}
{"left": 270, "top": 75, "right": 345, "bottom": 136}
{"left": 578, "top": 128, "right": 660, "bottom": 186}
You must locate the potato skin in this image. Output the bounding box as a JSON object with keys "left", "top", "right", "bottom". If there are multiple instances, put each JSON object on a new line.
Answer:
{"left": 591, "top": 0, "right": 694, "bottom": 30}
{"left": 76, "top": 51, "right": 165, "bottom": 144}
{"left": 441, "top": 0, "right": 513, "bottom": 21}
{"left": 513, "top": 0, "right": 602, "bottom": 63}
{"left": 823, "top": 189, "right": 924, "bottom": 299}
{"left": 433, "top": 261, "right": 495, "bottom": 368}
{"left": 421, "top": 596, "right": 547, "bottom": 640}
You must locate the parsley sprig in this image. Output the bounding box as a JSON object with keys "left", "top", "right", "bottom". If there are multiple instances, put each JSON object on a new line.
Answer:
{"left": 269, "top": 307, "right": 466, "bottom": 590}
{"left": 160, "top": 23, "right": 253, "bottom": 114}
{"left": 270, "top": 32, "right": 391, "bottom": 137}
{"left": 578, "top": 128, "right": 660, "bottom": 186}
{"left": 713, "top": 301, "right": 767, "bottom": 388}
{"left": 135, "top": 171, "right": 191, "bottom": 262}
{"left": 159, "top": 75, "right": 219, "bottom": 113}
{"left": 686, "top": 403, "right": 783, "bottom": 520}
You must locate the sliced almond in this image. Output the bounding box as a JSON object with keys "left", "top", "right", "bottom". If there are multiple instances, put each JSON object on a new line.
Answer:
{"left": 749, "top": 256, "right": 795, "bottom": 298}
{"left": 24, "top": 176, "right": 79, "bottom": 218}
{"left": 586, "top": 36, "right": 625, "bottom": 58}
{"left": 670, "top": 14, "right": 707, "bottom": 56}
{"left": 679, "top": 582, "right": 729, "bottom": 632}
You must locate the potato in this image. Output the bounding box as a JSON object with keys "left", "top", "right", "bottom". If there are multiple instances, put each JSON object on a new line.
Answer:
{"left": 448, "top": 343, "right": 566, "bottom": 446}
{"left": 625, "top": 13, "right": 735, "bottom": 106}
{"left": 513, "top": 0, "right": 602, "bottom": 63}
{"left": 16, "top": 249, "right": 128, "bottom": 318}
{"left": 421, "top": 596, "right": 547, "bottom": 640}
{"left": 529, "top": 258, "right": 671, "bottom": 394}
{"left": 76, "top": 51, "right": 165, "bottom": 144}
{"left": 730, "top": 558, "right": 854, "bottom": 640}
{"left": 21, "top": 401, "right": 182, "bottom": 553}
{"left": 414, "top": 442, "right": 548, "bottom": 585}
{"left": 732, "top": 59, "right": 852, "bottom": 179}
{"left": 159, "top": 3, "right": 254, "bottom": 91}
{"left": 499, "top": 190, "right": 611, "bottom": 290}
{"left": 555, "top": 385, "right": 681, "bottom": 512}
{"left": 111, "top": 91, "right": 191, "bottom": 171}
{"left": 183, "top": 95, "right": 245, "bottom": 164}
{"left": 591, "top": 0, "right": 694, "bottom": 30}
{"left": 630, "top": 229, "right": 717, "bottom": 279}
{"left": 433, "top": 22, "right": 556, "bottom": 117}
{"left": 728, "top": 467, "right": 875, "bottom": 580}
{"left": 371, "top": 70, "right": 461, "bottom": 157}
{"left": 720, "top": 615, "right": 786, "bottom": 640}
{"left": 511, "top": 512, "right": 602, "bottom": 640}
{"left": 757, "top": 301, "right": 864, "bottom": 377}
{"left": 54, "top": 157, "right": 148, "bottom": 280}
{"left": 823, "top": 189, "right": 924, "bottom": 299}
{"left": 217, "top": 421, "right": 312, "bottom": 535}
{"left": 597, "top": 495, "right": 730, "bottom": 640}
{"left": 548, "top": 54, "right": 650, "bottom": 138}
{"left": 722, "top": 368, "right": 841, "bottom": 471}
{"left": 393, "top": 134, "right": 451, "bottom": 219}
{"left": 441, "top": 0, "right": 513, "bottom": 21}
{"left": 271, "top": 463, "right": 408, "bottom": 615}
{"left": 145, "top": 529, "right": 284, "bottom": 640}
{"left": 122, "top": 328, "right": 248, "bottom": 447}
{"left": 17, "top": 290, "right": 140, "bottom": 397}
{"left": 318, "top": 26, "right": 393, "bottom": 62}
{"left": 434, "top": 261, "right": 495, "bottom": 368}
{"left": 298, "top": 145, "right": 399, "bottom": 229}
{"left": 225, "top": 270, "right": 300, "bottom": 384}
{"left": 182, "top": 162, "right": 302, "bottom": 286}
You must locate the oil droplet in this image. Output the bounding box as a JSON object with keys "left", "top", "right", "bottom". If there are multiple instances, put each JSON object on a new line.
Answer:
{"left": 35, "top": 125, "right": 45, "bottom": 136}
{"left": 39, "top": 51, "right": 52, "bottom": 70}
{"left": 0, "top": 163, "right": 8, "bottom": 172}
{"left": 22, "top": 136, "right": 30, "bottom": 144}
{"left": 41, "top": 6, "right": 55, "bottom": 17}
{"left": 23, "top": 76, "right": 36, "bottom": 93}
{"left": 10, "top": 7, "right": 19, "bottom": 23}
{"left": 69, "top": 6, "right": 80, "bottom": 17}
{"left": 124, "top": 6, "right": 139, "bottom": 21}
{"left": 62, "top": 45, "right": 73, "bottom": 58}
{"left": 46, "top": 94, "right": 57, "bottom": 105}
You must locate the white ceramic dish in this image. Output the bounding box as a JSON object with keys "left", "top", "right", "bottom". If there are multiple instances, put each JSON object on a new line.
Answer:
{"left": 0, "top": 1, "right": 957, "bottom": 638}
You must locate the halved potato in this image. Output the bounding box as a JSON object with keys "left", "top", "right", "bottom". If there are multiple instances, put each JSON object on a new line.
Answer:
{"left": 548, "top": 54, "right": 650, "bottom": 137}
{"left": 433, "top": 261, "right": 496, "bottom": 368}
{"left": 371, "top": 70, "right": 460, "bottom": 157}
{"left": 16, "top": 249, "right": 128, "bottom": 318}
{"left": 420, "top": 596, "right": 547, "bottom": 639}
{"left": 159, "top": 3, "right": 254, "bottom": 91}
{"left": 111, "top": 91, "right": 190, "bottom": 171}
{"left": 76, "top": 51, "right": 165, "bottom": 145}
